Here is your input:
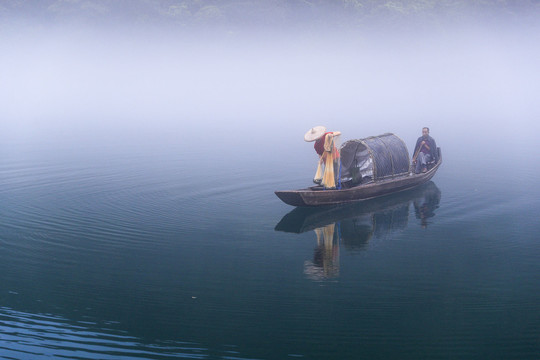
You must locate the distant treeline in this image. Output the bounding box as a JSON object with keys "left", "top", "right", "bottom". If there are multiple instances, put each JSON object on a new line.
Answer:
{"left": 2, "top": 0, "right": 540, "bottom": 30}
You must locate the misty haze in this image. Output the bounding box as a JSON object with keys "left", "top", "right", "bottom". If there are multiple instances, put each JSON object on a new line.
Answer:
{"left": 1, "top": 1, "right": 540, "bottom": 359}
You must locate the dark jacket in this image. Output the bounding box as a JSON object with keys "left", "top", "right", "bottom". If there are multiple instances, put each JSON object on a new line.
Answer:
{"left": 413, "top": 135, "right": 438, "bottom": 163}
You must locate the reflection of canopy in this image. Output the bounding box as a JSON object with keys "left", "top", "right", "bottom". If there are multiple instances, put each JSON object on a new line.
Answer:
{"left": 340, "top": 133, "right": 410, "bottom": 186}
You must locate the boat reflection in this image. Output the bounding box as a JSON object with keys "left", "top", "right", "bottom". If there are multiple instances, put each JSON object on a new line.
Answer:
{"left": 275, "top": 181, "right": 441, "bottom": 280}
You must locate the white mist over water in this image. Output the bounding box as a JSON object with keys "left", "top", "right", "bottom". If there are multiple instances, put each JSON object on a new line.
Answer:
{"left": 1, "top": 24, "right": 539, "bottom": 163}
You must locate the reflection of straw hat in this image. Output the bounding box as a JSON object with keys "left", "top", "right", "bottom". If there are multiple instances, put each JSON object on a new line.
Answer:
{"left": 304, "top": 126, "right": 326, "bottom": 142}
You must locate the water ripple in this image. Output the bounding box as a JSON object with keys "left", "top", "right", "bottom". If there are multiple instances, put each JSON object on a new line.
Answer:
{"left": 0, "top": 307, "right": 207, "bottom": 360}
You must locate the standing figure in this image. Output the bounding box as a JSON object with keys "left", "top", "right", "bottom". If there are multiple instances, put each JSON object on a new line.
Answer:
{"left": 304, "top": 126, "right": 341, "bottom": 189}
{"left": 413, "top": 127, "right": 438, "bottom": 174}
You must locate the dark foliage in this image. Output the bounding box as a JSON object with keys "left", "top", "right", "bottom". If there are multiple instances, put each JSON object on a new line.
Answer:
{"left": 1, "top": 0, "right": 539, "bottom": 30}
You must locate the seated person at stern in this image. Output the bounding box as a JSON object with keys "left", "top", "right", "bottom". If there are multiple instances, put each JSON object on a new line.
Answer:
{"left": 413, "top": 127, "right": 438, "bottom": 174}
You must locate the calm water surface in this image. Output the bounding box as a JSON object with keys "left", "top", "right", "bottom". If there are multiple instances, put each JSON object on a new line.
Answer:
{"left": 1, "top": 121, "right": 539, "bottom": 360}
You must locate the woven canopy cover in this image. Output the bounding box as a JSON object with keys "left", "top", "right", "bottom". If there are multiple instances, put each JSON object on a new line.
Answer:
{"left": 339, "top": 133, "right": 410, "bottom": 185}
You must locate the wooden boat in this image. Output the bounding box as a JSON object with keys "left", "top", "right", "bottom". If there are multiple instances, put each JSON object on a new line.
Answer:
{"left": 275, "top": 181, "right": 441, "bottom": 233}
{"left": 275, "top": 133, "right": 441, "bottom": 207}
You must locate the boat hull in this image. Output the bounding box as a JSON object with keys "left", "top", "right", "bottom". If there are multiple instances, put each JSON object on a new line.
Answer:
{"left": 275, "top": 152, "right": 442, "bottom": 207}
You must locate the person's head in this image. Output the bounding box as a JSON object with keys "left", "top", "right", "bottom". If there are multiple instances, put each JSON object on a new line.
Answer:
{"left": 422, "top": 127, "right": 429, "bottom": 137}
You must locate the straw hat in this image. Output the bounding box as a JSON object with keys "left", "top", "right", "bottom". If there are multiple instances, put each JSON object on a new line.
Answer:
{"left": 304, "top": 126, "right": 326, "bottom": 142}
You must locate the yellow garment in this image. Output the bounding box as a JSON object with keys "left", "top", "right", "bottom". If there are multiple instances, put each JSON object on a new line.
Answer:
{"left": 321, "top": 134, "right": 338, "bottom": 189}
{"left": 322, "top": 152, "right": 335, "bottom": 189}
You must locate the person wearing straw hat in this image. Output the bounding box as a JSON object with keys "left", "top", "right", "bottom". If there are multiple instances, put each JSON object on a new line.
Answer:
{"left": 304, "top": 126, "right": 341, "bottom": 189}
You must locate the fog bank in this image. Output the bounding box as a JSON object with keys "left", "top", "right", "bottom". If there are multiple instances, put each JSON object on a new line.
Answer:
{"left": 1, "top": 24, "right": 539, "bottom": 160}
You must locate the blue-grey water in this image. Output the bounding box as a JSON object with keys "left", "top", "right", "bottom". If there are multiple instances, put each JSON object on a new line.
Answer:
{"left": 1, "top": 28, "right": 540, "bottom": 359}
